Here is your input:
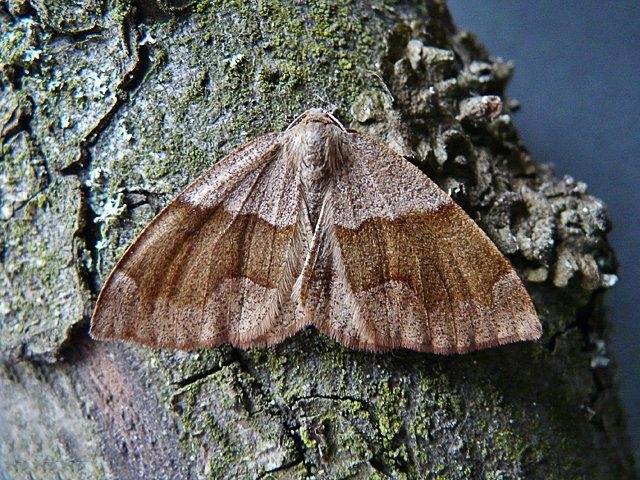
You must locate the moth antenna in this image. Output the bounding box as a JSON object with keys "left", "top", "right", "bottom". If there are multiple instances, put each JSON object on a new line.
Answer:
{"left": 312, "top": 93, "right": 341, "bottom": 120}
{"left": 285, "top": 108, "right": 348, "bottom": 133}
{"left": 323, "top": 111, "right": 348, "bottom": 133}
{"left": 285, "top": 111, "right": 311, "bottom": 131}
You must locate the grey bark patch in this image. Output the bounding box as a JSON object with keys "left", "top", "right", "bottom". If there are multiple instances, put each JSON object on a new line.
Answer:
{"left": 0, "top": 174, "right": 86, "bottom": 361}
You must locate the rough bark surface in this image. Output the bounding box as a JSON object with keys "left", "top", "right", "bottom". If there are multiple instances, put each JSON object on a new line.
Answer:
{"left": 0, "top": 1, "right": 636, "bottom": 478}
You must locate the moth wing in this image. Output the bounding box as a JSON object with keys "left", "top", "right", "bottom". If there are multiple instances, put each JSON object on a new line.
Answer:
{"left": 90, "top": 133, "right": 311, "bottom": 349}
{"left": 304, "top": 133, "right": 541, "bottom": 354}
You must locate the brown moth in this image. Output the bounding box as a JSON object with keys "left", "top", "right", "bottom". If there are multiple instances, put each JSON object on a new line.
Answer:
{"left": 90, "top": 109, "right": 542, "bottom": 354}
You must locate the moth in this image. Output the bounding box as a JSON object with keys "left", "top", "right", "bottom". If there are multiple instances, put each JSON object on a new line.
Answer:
{"left": 90, "top": 109, "right": 542, "bottom": 354}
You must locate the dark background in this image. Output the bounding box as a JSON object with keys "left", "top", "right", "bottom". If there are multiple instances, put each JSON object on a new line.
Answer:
{"left": 447, "top": 0, "right": 639, "bottom": 460}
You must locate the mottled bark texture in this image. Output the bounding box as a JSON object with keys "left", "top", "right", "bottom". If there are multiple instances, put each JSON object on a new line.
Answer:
{"left": 0, "top": 1, "right": 636, "bottom": 478}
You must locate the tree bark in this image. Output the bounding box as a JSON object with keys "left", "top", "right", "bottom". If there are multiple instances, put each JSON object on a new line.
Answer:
{"left": 0, "top": 1, "right": 636, "bottom": 478}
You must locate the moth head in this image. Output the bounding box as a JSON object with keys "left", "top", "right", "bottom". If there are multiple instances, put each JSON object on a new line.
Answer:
{"left": 281, "top": 109, "right": 350, "bottom": 177}
{"left": 286, "top": 108, "right": 347, "bottom": 132}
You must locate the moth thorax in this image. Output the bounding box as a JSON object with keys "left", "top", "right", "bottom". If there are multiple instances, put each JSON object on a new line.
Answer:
{"left": 284, "top": 121, "right": 344, "bottom": 228}
{"left": 298, "top": 123, "right": 345, "bottom": 177}
{"left": 298, "top": 148, "right": 329, "bottom": 229}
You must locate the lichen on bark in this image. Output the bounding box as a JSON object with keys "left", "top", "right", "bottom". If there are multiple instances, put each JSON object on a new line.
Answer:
{"left": 0, "top": 1, "right": 636, "bottom": 479}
